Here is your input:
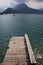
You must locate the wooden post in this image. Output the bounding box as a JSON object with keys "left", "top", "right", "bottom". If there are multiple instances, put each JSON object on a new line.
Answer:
{"left": 25, "top": 34, "right": 37, "bottom": 65}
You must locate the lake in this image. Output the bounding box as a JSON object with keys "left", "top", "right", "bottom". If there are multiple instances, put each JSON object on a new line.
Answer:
{"left": 0, "top": 14, "right": 43, "bottom": 65}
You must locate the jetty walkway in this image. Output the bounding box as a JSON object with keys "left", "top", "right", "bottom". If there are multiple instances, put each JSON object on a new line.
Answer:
{"left": 0, "top": 34, "right": 36, "bottom": 65}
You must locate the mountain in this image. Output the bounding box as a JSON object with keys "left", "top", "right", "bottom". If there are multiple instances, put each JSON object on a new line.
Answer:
{"left": 3, "top": 8, "right": 15, "bottom": 14}
{"left": 0, "top": 8, "right": 4, "bottom": 12}
{"left": 39, "top": 8, "right": 43, "bottom": 11}
{"left": 14, "top": 3, "right": 43, "bottom": 14}
{"left": 14, "top": 3, "right": 29, "bottom": 13}
{"left": 0, "top": 3, "right": 43, "bottom": 14}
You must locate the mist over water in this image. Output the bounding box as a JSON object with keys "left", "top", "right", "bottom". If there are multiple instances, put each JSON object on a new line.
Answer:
{"left": 0, "top": 14, "right": 43, "bottom": 65}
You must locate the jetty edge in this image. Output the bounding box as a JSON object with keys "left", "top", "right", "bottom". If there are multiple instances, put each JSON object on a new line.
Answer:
{"left": 24, "top": 34, "right": 37, "bottom": 65}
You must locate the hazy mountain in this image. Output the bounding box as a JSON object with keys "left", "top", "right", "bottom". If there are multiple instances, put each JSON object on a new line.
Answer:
{"left": 14, "top": 3, "right": 43, "bottom": 14}
{"left": 0, "top": 3, "right": 43, "bottom": 14}
{"left": 0, "top": 8, "right": 4, "bottom": 12}
{"left": 3, "top": 8, "right": 15, "bottom": 14}
{"left": 14, "top": 3, "right": 29, "bottom": 13}
{"left": 39, "top": 8, "right": 43, "bottom": 11}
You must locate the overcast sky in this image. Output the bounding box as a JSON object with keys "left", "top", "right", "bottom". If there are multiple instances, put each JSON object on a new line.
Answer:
{"left": 0, "top": 0, "right": 43, "bottom": 9}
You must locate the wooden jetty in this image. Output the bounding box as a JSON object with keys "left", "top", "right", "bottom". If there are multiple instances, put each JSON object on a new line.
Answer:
{"left": 0, "top": 34, "right": 37, "bottom": 65}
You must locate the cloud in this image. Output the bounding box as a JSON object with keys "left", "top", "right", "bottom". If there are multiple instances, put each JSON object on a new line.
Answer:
{"left": 34, "top": 0, "right": 43, "bottom": 2}
{"left": 14, "top": 0, "right": 43, "bottom": 3}
{"left": 14, "top": 0, "right": 26, "bottom": 3}
{"left": 14, "top": 0, "right": 29, "bottom": 4}
{"left": 0, "top": 0, "right": 17, "bottom": 8}
{"left": 26, "top": 0, "right": 43, "bottom": 9}
{"left": 0, "top": 0, "right": 11, "bottom": 8}
{"left": 26, "top": 0, "right": 43, "bottom": 3}
{"left": 0, "top": 0, "right": 43, "bottom": 9}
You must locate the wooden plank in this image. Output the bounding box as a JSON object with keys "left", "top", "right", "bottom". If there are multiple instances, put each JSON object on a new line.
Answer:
{"left": 25, "top": 34, "right": 37, "bottom": 65}
{"left": 0, "top": 34, "right": 37, "bottom": 65}
{"left": 1, "top": 37, "right": 28, "bottom": 65}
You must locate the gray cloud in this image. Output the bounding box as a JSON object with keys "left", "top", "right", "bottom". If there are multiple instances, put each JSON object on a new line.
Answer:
{"left": 33, "top": 0, "right": 43, "bottom": 2}
{"left": 14, "top": 0, "right": 26, "bottom": 3}
{"left": 14, "top": 0, "right": 43, "bottom": 3}
{"left": 14, "top": 0, "right": 28, "bottom": 3}
{"left": 37, "top": 0, "right": 43, "bottom": 2}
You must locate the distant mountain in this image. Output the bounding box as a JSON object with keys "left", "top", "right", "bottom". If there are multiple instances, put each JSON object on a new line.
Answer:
{"left": 14, "top": 3, "right": 43, "bottom": 14}
{"left": 14, "top": 3, "right": 29, "bottom": 13}
{"left": 39, "top": 8, "right": 43, "bottom": 11}
{"left": 0, "top": 3, "right": 43, "bottom": 14}
{"left": 3, "top": 8, "right": 15, "bottom": 14}
{"left": 0, "top": 8, "right": 4, "bottom": 12}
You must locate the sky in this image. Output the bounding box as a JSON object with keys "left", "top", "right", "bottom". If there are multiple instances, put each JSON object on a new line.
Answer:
{"left": 0, "top": 0, "right": 43, "bottom": 9}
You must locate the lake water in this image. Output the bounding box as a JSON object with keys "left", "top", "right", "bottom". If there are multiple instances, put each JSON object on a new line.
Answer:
{"left": 0, "top": 14, "right": 43, "bottom": 65}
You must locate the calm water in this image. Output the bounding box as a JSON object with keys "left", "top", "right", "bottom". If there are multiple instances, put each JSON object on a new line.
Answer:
{"left": 0, "top": 14, "right": 43, "bottom": 65}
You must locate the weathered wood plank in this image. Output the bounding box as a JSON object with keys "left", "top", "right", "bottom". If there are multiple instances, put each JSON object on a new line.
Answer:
{"left": 1, "top": 37, "right": 28, "bottom": 65}
{"left": 0, "top": 34, "right": 37, "bottom": 65}
{"left": 25, "top": 34, "right": 37, "bottom": 65}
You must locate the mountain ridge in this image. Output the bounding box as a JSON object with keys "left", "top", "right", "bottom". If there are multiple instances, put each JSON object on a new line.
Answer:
{"left": 0, "top": 3, "right": 43, "bottom": 14}
{"left": 3, "top": 8, "right": 15, "bottom": 14}
{"left": 13, "top": 3, "right": 43, "bottom": 14}
{"left": 39, "top": 8, "right": 43, "bottom": 11}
